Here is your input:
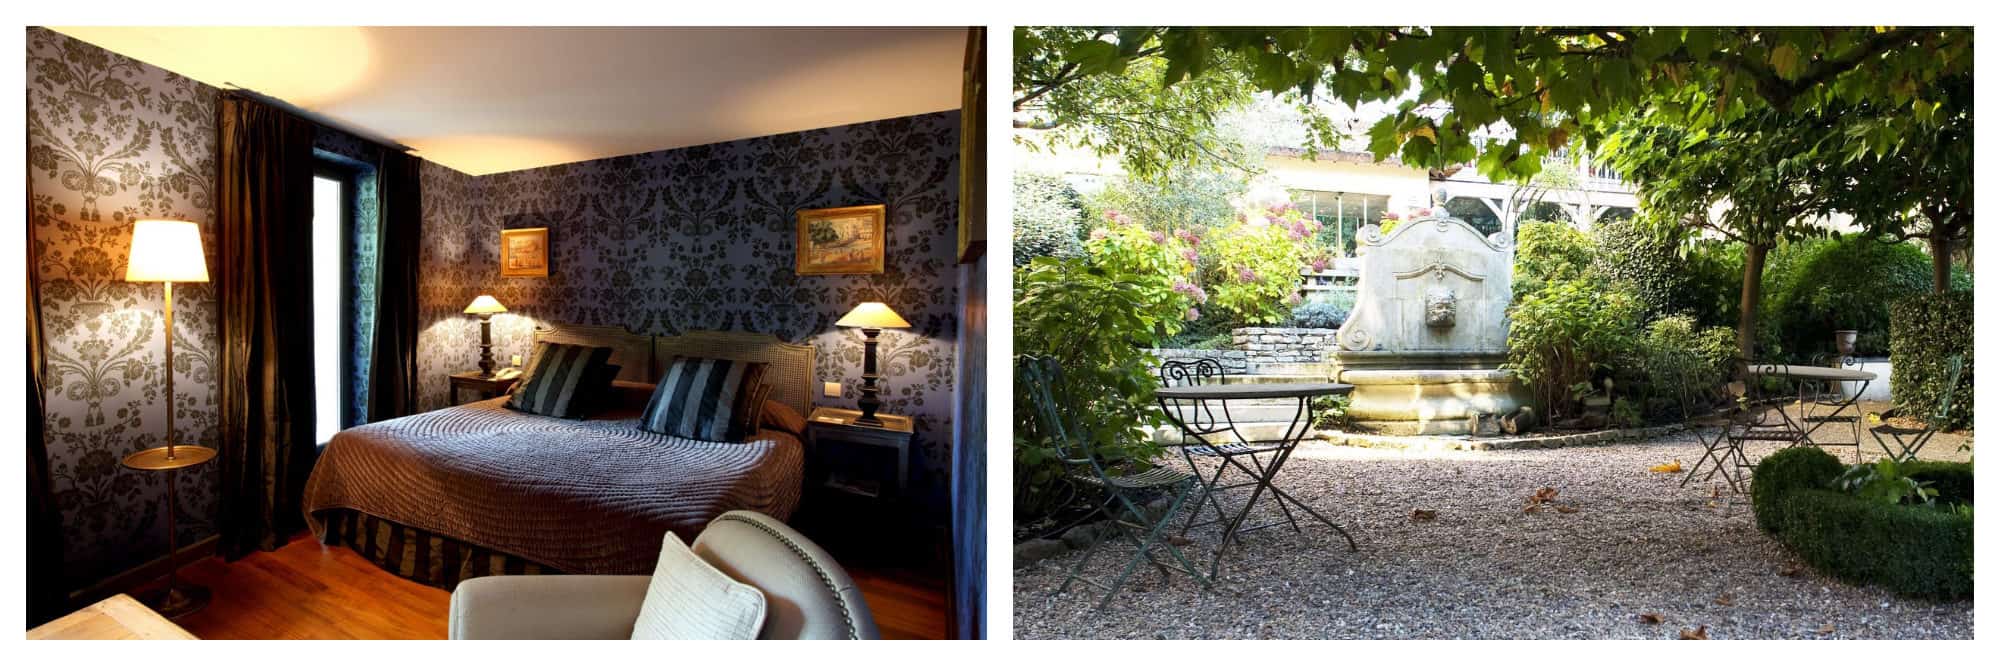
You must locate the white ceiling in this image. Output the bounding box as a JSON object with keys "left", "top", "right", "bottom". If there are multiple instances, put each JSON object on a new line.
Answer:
{"left": 52, "top": 26, "right": 968, "bottom": 175}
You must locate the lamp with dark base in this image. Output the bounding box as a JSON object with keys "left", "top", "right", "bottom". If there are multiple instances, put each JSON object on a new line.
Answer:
{"left": 836, "top": 302, "right": 910, "bottom": 427}
{"left": 464, "top": 295, "right": 507, "bottom": 378}
{"left": 122, "top": 220, "right": 216, "bottom": 619}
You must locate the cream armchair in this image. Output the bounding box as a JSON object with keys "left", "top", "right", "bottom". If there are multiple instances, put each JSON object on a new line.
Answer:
{"left": 449, "top": 511, "right": 880, "bottom": 639}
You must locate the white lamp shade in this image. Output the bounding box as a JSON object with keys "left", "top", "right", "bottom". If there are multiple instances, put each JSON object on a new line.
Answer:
{"left": 125, "top": 219, "right": 209, "bottom": 283}
{"left": 835, "top": 302, "right": 909, "bottom": 329}
{"left": 464, "top": 294, "right": 507, "bottom": 315}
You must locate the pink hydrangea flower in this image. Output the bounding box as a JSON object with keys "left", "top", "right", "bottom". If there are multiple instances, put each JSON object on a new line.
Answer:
{"left": 1238, "top": 267, "right": 1258, "bottom": 283}
{"left": 1089, "top": 228, "right": 1109, "bottom": 241}
{"left": 1311, "top": 257, "right": 1330, "bottom": 272}
{"left": 1150, "top": 231, "right": 1167, "bottom": 245}
{"left": 1287, "top": 292, "right": 1303, "bottom": 305}
{"left": 1382, "top": 211, "right": 1402, "bottom": 221}
{"left": 1181, "top": 248, "right": 1200, "bottom": 265}
{"left": 1185, "top": 307, "right": 1201, "bottom": 321}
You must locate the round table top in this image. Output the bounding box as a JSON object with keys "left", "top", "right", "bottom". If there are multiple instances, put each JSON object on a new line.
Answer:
{"left": 121, "top": 445, "right": 217, "bottom": 471}
{"left": 1156, "top": 382, "right": 1355, "bottom": 400}
{"left": 1745, "top": 364, "right": 1877, "bottom": 382}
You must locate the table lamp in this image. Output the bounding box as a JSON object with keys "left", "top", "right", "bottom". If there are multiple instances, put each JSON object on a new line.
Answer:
{"left": 123, "top": 219, "right": 216, "bottom": 618}
{"left": 464, "top": 295, "right": 507, "bottom": 377}
{"left": 836, "top": 302, "right": 909, "bottom": 426}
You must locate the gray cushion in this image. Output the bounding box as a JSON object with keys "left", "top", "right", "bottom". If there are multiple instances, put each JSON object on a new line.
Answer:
{"left": 691, "top": 511, "right": 880, "bottom": 639}
{"left": 630, "top": 531, "right": 767, "bottom": 640}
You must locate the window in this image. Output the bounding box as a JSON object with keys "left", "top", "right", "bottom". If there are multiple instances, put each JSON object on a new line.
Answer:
{"left": 1443, "top": 197, "right": 1503, "bottom": 236}
{"left": 1292, "top": 190, "right": 1389, "bottom": 258}
{"left": 311, "top": 167, "right": 352, "bottom": 445}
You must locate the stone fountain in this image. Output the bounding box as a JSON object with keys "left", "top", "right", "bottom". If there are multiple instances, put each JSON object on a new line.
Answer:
{"left": 1333, "top": 215, "right": 1529, "bottom": 435}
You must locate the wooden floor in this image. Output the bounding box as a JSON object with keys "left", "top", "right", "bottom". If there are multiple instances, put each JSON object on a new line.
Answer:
{"left": 144, "top": 533, "right": 947, "bottom": 640}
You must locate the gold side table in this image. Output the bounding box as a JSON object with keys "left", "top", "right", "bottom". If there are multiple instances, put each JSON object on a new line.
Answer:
{"left": 122, "top": 443, "right": 216, "bottom": 619}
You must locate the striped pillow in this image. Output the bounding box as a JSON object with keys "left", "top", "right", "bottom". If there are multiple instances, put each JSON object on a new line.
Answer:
{"left": 505, "top": 342, "right": 614, "bottom": 418}
{"left": 640, "top": 357, "right": 767, "bottom": 441}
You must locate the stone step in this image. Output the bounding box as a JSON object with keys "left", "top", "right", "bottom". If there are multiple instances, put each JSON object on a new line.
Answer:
{"left": 1218, "top": 373, "right": 1329, "bottom": 385}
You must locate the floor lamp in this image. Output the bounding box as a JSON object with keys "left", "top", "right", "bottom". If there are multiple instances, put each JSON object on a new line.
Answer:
{"left": 122, "top": 219, "right": 216, "bottom": 618}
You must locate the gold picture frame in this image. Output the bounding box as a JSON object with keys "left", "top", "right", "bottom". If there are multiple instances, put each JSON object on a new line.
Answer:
{"left": 795, "top": 204, "right": 886, "bottom": 275}
{"left": 500, "top": 227, "right": 549, "bottom": 278}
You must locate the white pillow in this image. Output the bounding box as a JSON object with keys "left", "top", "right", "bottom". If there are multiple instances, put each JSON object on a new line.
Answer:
{"left": 630, "top": 531, "right": 767, "bottom": 640}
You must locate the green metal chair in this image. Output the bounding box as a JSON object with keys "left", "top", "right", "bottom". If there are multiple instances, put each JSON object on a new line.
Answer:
{"left": 1869, "top": 354, "right": 1965, "bottom": 462}
{"left": 1019, "top": 355, "right": 1209, "bottom": 609}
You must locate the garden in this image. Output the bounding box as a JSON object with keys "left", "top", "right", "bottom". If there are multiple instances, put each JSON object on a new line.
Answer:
{"left": 1012, "top": 26, "right": 1973, "bottom": 639}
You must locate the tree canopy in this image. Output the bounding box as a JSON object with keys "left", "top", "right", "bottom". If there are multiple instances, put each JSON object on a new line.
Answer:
{"left": 1024, "top": 27, "right": 1970, "bottom": 183}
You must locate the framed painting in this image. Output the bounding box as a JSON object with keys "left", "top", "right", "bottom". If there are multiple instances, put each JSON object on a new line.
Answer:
{"left": 500, "top": 227, "right": 549, "bottom": 278}
{"left": 796, "top": 204, "right": 886, "bottom": 275}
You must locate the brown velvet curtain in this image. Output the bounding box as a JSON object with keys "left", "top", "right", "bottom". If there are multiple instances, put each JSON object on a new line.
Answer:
{"left": 367, "top": 151, "right": 423, "bottom": 421}
{"left": 215, "top": 94, "right": 318, "bottom": 559}
{"left": 28, "top": 175, "right": 71, "bottom": 626}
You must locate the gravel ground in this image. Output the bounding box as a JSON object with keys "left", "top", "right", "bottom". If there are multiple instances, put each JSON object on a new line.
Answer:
{"left": 1014, "top": 430, "right": 1974, "bottom": 639}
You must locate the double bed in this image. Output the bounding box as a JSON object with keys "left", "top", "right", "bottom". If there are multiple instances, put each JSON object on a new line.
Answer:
{"left": 301, "top": 325, "right": 814, "bottom": 588}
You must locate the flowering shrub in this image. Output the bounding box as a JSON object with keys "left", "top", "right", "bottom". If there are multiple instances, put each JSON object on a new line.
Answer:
{"left": 1201, "top": 182, "right": 1325, "bottom": 325}
{"left": 1083, "top": 210, "right": 1203, "bottom": 326}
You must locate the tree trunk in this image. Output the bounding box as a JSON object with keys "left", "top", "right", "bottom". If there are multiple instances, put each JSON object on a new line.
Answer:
{"left": 1737, "top": 243, "right": 1769, "bottom": 361}
{"left": 1929, "top": 234, "right": 1953, "bottom": 293}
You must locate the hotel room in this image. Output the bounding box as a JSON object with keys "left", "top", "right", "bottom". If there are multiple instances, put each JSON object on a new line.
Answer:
{"left": 25, "top": 25, "right": 989, "bottom": 640}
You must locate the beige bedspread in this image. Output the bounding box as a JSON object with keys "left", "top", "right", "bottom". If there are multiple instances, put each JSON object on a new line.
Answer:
{"left": 302, "top": 398, "right": 803, "bottom": 574}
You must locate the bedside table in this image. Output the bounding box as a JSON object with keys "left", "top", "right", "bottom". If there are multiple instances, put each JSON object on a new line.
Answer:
{"left": 449, "top": 371, "right": 518, "bottom": 405}
{"left": 805, "top": 406, "right": 914, "bottom": 500}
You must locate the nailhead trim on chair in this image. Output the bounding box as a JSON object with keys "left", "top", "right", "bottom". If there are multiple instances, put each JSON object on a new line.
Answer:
{"left": 712, "top": 513, "right": 862, "bottom": 640}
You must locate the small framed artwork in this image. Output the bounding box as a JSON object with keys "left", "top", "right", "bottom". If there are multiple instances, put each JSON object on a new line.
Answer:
{"left": 796, "top": 204, "right": 886, "bottom": 275}
{"left": 500, "top": 227, "right": 549, "bottom": 278}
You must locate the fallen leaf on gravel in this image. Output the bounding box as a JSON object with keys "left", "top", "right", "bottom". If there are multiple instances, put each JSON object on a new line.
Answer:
{"left": 1714, "top": 592, "right": 1734, "bottom": 606}
{"left": 1411, "top": 509, "right": 1438, "bottom": 522}
{"left": 1779, "top": 565, "right": 1804, "bottom": 577}
{"left": 1679, "top": 625, "right": 1709, "bottom": 640}
{"left": 1818, "top": 624, "right": 1835, "bottom": 635}
{"left": 1637, "top": 613, "right": 1663, "bottom": 624}
{"left": 1167, "top": 535, "right": 1193, "bottom": 546}
{"left": 1650, "top": 460, "right": 1683, "bottom": 473}
{"left": 1524, "top": 487, "right": 1561, "bottom": 512}
{"left": 1554, "top": 505, "right": 1579, "bottom": 514}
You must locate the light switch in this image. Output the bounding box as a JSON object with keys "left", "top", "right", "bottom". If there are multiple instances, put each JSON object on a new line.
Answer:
{"left": 823, "top": 381, "right": 843, "bottom": 398}
{"left": 510, "top": 354, "right": 523, "bottom": 367}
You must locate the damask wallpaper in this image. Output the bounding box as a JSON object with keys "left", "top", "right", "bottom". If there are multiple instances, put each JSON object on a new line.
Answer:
{"left": 28, "top": 26, "right": 223, "bottom": 587}
{"left": 413, "top": 111, "right": 965, "bottom": 508}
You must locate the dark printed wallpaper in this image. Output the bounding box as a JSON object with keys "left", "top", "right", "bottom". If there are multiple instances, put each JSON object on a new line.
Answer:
{"left": 414, "top": 111, "right": 964, "bottom": 507}
{"left": 30, "top": 27, "right": 965, "bottom": 590}
{"left": 28, "top": 26, "right": 223, "bottom": 587}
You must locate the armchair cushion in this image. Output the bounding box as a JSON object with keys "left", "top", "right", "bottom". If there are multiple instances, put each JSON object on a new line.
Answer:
{"left": 631, "top": 531, "right": 767, "bottom": 640}
{"left": 448, "top": 575, "right": 651, "bottom": 640}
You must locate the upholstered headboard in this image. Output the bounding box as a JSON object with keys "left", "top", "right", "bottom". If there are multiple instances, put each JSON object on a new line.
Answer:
{"left": 531, "top": 324, "right": 654, "bottom": 383}
{"left": 654, "top": 330, "right": 817, "bottom": 417}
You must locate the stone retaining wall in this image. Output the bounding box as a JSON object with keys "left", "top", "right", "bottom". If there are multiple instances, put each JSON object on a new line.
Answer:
{"left": 1147, "top": 347, "right": 1250, "bottom": 373}
{"left": 1230, "top": 326, "right": 1339, "bottom": 368}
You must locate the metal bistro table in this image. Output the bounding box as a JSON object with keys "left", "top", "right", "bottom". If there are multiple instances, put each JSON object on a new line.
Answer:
{"left": 1155, "top": 382, "right": 1358, "bottom": 578}
{"left": 1745, "top": 363, "right": 1878, "bottom": 459}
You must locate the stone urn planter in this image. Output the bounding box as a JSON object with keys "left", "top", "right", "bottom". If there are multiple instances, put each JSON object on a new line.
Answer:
{"left": 1834, "top": 330, "right": 1859, "bottom": 356}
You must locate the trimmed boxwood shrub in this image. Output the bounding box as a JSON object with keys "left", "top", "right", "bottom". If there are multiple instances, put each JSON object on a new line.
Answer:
{"left": 1889, "top": 291, "right": 1973, "bottom": 429}
{"left": 1751, "top": 448, "right": 1973, "bottom": 600}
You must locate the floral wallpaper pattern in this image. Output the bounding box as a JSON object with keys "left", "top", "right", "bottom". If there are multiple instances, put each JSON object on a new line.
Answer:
{"left": 28, "top": 26, "right": 222, "bottom": 586}
{"left": 415, "top": 112, "right": 964, "bottom": 505}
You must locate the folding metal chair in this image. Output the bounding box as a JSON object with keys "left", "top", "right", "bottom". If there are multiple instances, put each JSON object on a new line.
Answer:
{"left": 1801, "top": 353, "right": 1868, "bottom": 462}
{"left": 1679, "top": 374, "right": 1750, "bottom": 493}
{"left": 1156, "top": 358, "right": 1299, "bottom": 539}
{"left": 1019, "top": 356, "right": 1209, "bottom": 609}
{"left": 1870, "top": 354, "right": 1964, "bottom": 462}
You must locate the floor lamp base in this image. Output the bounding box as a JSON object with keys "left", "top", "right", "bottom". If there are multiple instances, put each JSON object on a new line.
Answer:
{"left": 135, "top": 582, "right": 210, "bottom": 619}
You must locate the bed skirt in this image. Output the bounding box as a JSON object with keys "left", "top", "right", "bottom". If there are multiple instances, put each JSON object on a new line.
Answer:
{"left": 315, "top": 508, "right": 560, "bottom": 590}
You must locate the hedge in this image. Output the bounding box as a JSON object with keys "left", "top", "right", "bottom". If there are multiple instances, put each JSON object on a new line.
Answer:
{"left": 1751, "top": 448, "right": 1973, "bottom": 600}
{"left": 1888, "top": 291, "right": 1973, "bottom": 429}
